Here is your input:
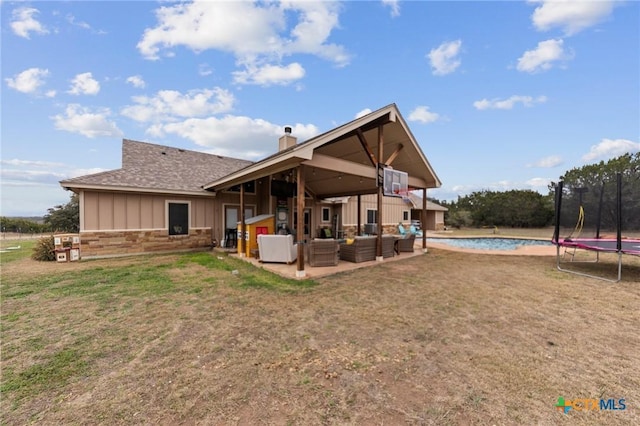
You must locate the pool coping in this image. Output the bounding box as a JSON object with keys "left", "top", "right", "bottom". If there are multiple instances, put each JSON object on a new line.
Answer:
{"left": 426, "top": 236, "right": 556, "bottom": 256}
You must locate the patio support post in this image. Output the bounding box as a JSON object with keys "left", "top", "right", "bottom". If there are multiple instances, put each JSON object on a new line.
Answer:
{"left": 296, "top": 165, "right": 306, "bottom": 277}
{"left": 240, "top": 183, "right": 246, "bottom": 257}
{"left": 357, "top": 195, "right": 362, "bottom": 236}
{"left": 376, "top": 125, "right": 384, "bottom": 261}
{"left": 422, "top": 188, "right": 427, "bottom": 252}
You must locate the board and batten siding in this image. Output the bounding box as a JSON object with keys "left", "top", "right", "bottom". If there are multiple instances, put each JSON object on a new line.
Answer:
{"left": 342, "top": 194, "right": 411, "bottom": 226}
{"left": 81, "top": 191, "right": 216, "bottom": 231}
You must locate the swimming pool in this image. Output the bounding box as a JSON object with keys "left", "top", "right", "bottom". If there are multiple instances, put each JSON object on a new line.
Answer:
{"left": 427, "top": 237, "right": 553, "bottom": 251}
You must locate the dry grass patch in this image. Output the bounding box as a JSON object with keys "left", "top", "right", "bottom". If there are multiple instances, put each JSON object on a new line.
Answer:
{"left": 1, "top": 248, "right": 638, "bottom": 425}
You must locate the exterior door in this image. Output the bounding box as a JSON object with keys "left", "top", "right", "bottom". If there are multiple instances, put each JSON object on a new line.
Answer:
{"left": 224, "top": 205, "right": 254, "bottom": 248}
{"left": 294, "top": 208, "right": 312, "bottom": 242}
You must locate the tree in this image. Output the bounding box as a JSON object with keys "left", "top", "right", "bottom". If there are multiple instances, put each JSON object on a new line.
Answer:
{"left": 44, "top": 193, "right": 80, "bottom": 233}
{"left": 450, "top": 190, "right": 553, "bottom": 228}
{"left": 0, "top": 217, "right": 48, "bottom": 234}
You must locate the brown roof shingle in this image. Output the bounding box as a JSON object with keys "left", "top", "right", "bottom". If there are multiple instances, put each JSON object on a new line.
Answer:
{"left": 60, "top": 139, "right": 253, "bottom": 194}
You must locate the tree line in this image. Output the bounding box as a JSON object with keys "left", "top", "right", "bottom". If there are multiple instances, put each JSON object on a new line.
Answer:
{"left": 3, "top": 153, "right": 639, "bottom": 234}
{"left": 434, "top": 153, "right": 639, "bottom": 230}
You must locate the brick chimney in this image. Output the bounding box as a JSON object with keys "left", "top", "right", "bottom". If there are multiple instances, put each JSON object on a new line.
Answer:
{"left": 278, "top": 126, "right": 297, "bottom": 151}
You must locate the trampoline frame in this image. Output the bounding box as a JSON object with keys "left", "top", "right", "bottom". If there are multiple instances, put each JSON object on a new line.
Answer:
{"left": 552, "top": 172, "right": 638, "bottom": 283}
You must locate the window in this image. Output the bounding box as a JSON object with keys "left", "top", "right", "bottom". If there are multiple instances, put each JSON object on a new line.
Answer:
{"left": 168, "top": 202, "right": 189, "bottom": 235}
{"left": 403, "top": 210, "right": 409, "bottom": 221}
{"left": 366, "top": 209, "right": 377, "bottom": 224}
{"left": 322, "top": 207, "right": 330, "bottom": 222}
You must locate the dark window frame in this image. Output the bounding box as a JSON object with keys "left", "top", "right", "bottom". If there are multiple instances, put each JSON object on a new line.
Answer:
{"left": 321, "top": 207, "right": 330, "bottom": 222}
{"left": 366, "top": 209, "right": 377, "bottom": 224}
{"left": 168, "top": 202, "right": 189, "bottom": 236}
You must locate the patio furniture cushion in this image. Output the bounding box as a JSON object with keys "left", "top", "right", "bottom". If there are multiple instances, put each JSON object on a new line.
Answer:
{"left": 409, "top": 224, "right": 423, "bottom": 237}
{"left": 257, "top": 234, "right": 298, "bottom": 264}
{"left": 308, "top": 239, "right": 339, "bottom": 267}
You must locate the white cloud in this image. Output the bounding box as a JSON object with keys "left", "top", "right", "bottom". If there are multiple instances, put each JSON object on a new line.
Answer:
{"left": 382, "top": 0, "right": 400, "bottom": 17}
{"left": 516, "top": 39, "right": 571, "bottom": 73}
{"left": 5, "top": 68, "right": 50, "bottom": 94}
{"left": 582, "top": 138, "right": 640, "bottom": 162}
{"left": 121, "top": 87, "right": 235, "bottom": 123}
{"left": 10, "top": 7, "right": 48, "bottom": 39}
{"left": 52, "top": 104, "right": 123, "bottom": 138}
{"left": 156, "top": 115, "right": 320, "bottom": 160}
{"left": 126, "top": 75, "right": 146, "bottom": 89}
{"left": 525, "top": 177, "right": 552, "bottom": 188}
{"left": 408, "top": 106, "right": 441, "bottom": 124}
{"left": 1, "top": 168, "right": 67, "bottom": 184}
{"left": 528, "top": 155, "right": 563, "bottom": 168}
{"left": 1, "top": 159, "right": 66, "bottom": 168}
{"left": 199, "top": 64, "right": 213, "bottom": 76}
{"left": 137, "top": 1, "right": 349, "bottom": 85}
{"left": 473, "top": 95, "right": 548, "bottom": 110}
{"left": 0, "top": 160, "right": 107, "bottom": 216}
{"left": 427, "top": 40, "right": 462, "bottom": 76}
{"left": 68, "top": 72, "right": 100, "bottom": 95}
{"left": 530, "top": 0, "right": 616, "bottom": 36}
{"left": 232, "top": 62, "right": 305, "bottom": 86}
{"left": 355, "top": 108, "right": 372, "bottom": 119}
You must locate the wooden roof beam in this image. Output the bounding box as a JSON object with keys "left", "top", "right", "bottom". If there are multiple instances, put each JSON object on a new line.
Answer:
{"left": 356, "top": 128, "right": 378, "bottom": 167}
{"left": 385, "top": 144, "right": 403, "bottom": 166}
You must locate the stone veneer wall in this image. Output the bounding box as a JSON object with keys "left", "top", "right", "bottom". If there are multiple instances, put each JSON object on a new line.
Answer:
{"left": 80, "top": 229, "right": 212, "bottom": 258}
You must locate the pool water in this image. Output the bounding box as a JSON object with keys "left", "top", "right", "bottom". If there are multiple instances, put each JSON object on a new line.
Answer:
{"left": 427, "top": 237, "right": 553, "bottom": 251}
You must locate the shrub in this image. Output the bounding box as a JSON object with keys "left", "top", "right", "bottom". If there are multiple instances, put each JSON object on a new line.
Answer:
{"left": 32, "top": 235, "right": 55, "bottom": 261}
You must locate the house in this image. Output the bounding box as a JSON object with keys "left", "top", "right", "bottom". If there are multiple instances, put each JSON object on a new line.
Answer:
{"left": 60, "top": 104, "right": 442, "bottom": 275}
{"left": 406, "top": 193, "right": 448, "bottom": 231}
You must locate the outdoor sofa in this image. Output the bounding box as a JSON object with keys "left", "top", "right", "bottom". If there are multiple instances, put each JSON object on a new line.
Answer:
{"left": 339, "top": 235, "right": 397, "bottom": 262}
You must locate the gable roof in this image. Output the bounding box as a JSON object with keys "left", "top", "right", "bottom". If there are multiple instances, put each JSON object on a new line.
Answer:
{"left": 60, "top": 139, "right": 252, "bottom": 196}
{"left": 203, "top": 104, "right": 442, "bottom": 198}
{"left": 407, "top": 193, "right": 448, "bottom": 211}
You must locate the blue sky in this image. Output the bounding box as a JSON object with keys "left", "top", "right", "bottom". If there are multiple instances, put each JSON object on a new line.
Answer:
{"left": 2, "top": 0, "right": 639, "bottom": 217}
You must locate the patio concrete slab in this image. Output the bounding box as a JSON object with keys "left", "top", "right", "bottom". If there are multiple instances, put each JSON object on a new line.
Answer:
{"left": 229, "top": 244, "right": 427, "bottom": 279}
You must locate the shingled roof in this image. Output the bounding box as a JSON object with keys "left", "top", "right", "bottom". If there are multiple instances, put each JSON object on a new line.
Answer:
{"left": 407, "top": 193, "right": 448, "bottom": 211}
{"left": 60, "top": 139, "right": 253, "bottom": 195}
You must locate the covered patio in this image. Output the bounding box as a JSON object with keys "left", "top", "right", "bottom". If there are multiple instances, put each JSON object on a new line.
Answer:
{"left": 204, "top": 104, "right": 441, "bottom": 278}
{"left": 225, "top": 241, "right": 425, "bottom": 279}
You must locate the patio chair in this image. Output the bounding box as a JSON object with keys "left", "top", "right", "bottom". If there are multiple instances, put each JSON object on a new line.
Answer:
{"left": 308, "top": 239, "right": 339, "bottom": 267}
{"left": 381, "top": 235, "right": 396, "bottom": 258}
{"left": 396, "top": 234, "right": 415, "bottom": 252}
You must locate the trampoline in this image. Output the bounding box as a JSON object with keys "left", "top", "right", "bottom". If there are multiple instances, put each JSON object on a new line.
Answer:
{"left": 552, "top": 172, "right": 639, "bottom": 282}
{"left": 553, "top": 238, "right": 640, "bottom": 255}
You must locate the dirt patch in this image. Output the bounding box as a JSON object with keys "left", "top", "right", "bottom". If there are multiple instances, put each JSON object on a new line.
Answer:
{"left": 2, "top": 249, "right": 639, "bottom": 425}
